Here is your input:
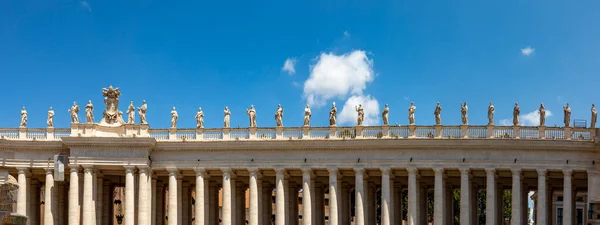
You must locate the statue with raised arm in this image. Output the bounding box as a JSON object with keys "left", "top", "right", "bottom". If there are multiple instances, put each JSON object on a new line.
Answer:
{"left": 246, "top": 105, "right": 257, "bottom": 127}
{"left": 196, "top": 107, "right": 204, "bottom": 128}
{"left": 487, "top": 102, "right": 495, "bottom": 125}
{"left": 382, "top": 104, "right": 389, "bottom": 125}
{"left": 513, "top": 102, "right": 520, "bottom": 126}
{"left": 591, "top": 104, "right": 597, "bottom": 128}
{"left": 20, "top": 106, "right": 27, "bottom": 127}
{"left": 85, "top": 100, "right": 94, "bottom": 124}
{"left": 329, "top": 102, "right": 337, "bottom": 126}
{"left": 100, "top": 85, "right": 125, "bottom": 125}
{"left": 126, "top": 101, "right": 135, "bottom": 124}
{"left": 137, "top": 100, "right": 147, "bottom": 124}
{"left": 355, "top": 104, "right": 364, "bottom": 126}
{"left": 408, "top": 102, "right": 416, "bottom": 125}
{"left": 47, "top": 107, "right": 55, "bottom": 127}
{"left": 434, "top": 102, "right": 442, "bottom": 125}
{"left": 170, "top": 107, "right": 178, "bottom": 128}
{"left": 461, "top": 102, "right": 468, "bottom": 125}
{"left": 303, "top": 104, "right": 312, "bottom": 127}
{"left": 69, "top": 101, "right": 80, "bottom": 124}
{"left": 275, "top": 104, "right": 284, "bottom": 127}
{"left": 223, "top": 106, "right": 231, "bottom": 128}
{"left": 563, "top": 103, "right": 571, "bottom": 127}
{"left": 539, "top": 103, "right": 546, "bottom": 126}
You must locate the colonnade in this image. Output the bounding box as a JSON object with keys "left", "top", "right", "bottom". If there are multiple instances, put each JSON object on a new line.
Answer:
{"left": 12, "top": 166, "right": 591, "bottom": 225}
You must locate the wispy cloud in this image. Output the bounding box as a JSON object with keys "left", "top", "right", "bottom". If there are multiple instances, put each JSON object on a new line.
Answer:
{"left": 343, "top": 31, "right": 351, "bottom": 37}
{"left": 282, "top": 58, "right": 297, "bottom": 75}
{"left": 521, "top": 47, "right": 534, "bottom": 56}
{"left": 80, "top": 1, "right": 91, "bottom": 11}
{"left": 499, "top": 109, "right": 553, "bottom": 126}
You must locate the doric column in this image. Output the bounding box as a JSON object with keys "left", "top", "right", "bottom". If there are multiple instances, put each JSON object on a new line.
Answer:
{"left": 485, "top": 168, "right": 497, "bottom": 225}
{"left": 302, "top": 168, "right": 314, "bottom": 225}
{"left": 459, "top": 168, "right": 471, "bottom": 225}
{"left": 536, "top": 169, "right": 547, "bottom": 225}
{"left": 249, "top": 168, "right": 260, "bottom": 225}
{"left": 167, "top": 169, "right": 179, "bottom": 225}
{"left": 354, "top": 168, "right": 365, "bottom": 225}
{"left": 433, "top": 168, "right": 445, "bottom": 225}
{"left": 563, "top": 170, "right": 573, "bottom": 225}
{"left": 17, "top": 168, "right": 29, "bottom": 217}
{"left": 276, "top": 168, "right": 287, "bottom": 225}
{"left": 511, "top": 169, "right": 522, "bottom": 225}
{"left": 177, "top": 178, "right": 182, "bottom": 225}
{"left": 380, "top": 168, "right": 391, "bottom": 225}
{"left": 195, "top": 168, "right": 209, "bottom": 225}
{"left": 138, "top": 167, "right": 149, "bottom": 225}
{"left": 44, "top": 168, "right": 55, "bottom": 225}
{"left": 328, "top": 168, "right": 340, "bottom": 225}
{"left": 407, "top": 168, "right": 419, "bottom": 225}
{"left": 83, "top": 166, "right": 95, "bottom": 225}
{"left": 222, "top": 168, "right": 234, "bottom": 225}
{"left": 69, "top": 167, "right": 80, "bottom": 225}
{"left": 124, "top": 167, "right": 135, "bottom": 225}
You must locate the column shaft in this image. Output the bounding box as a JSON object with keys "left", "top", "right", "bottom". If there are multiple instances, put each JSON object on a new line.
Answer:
{"left": 69, "top": 168, "right": 79, "bottom": 225}
{"left": 83, "top": 167, "right": 94, "bottom": 225}
{"left": 486, "top": 169, "right": 497, "bottom": 225}
{"left": 17, "top": 168, "right": 29, "bottom": 216}
{"left": 196, "top": 170, "right": 208, "bottom": 225}
{"left": 138, "top": 168, "right": 149, "bottom": 225}
{"left": 341, "top": 183, "right": 350, "bottom": 225}
{"left": 511, "top": 169, "right": 522, "bottom": 225}
{"left": 381, "top": 168, "right": 391, "bottom": 225}
{"left": 433, "top": 168, "right": 445, "bottom": 225}
{"left": 407, "top": 168, "right": 419, "bottom": 225}
{"left": 125, "top": 167, "right": 135, "bottom": 225}
{"left": 168, "top": 170, "right": 179, "bottom": 225}
{"left": 276, "top": 168, "right": 287, "bottom": 225}
{"left": 302, "top": 169, "right": 313, "bottom": 225}
{"left": 563, "top": 170, "right": 573, "bottom": 225}
{"left": 354, "top": 168, "right": 365, "bottom": 225}
{"left": 222, "top": 169, "right": 233, "bottom": 225}
{"left": 96, "top": 175, "right": 103, "bottom": 225}
{"left": 460, "top": 168, "right": 471, "bottom": 225}
{"left": 536, "top": 169, "right": 547, "bottom": 225}
{"left": 44, "top": 169, "right": 55, "bottom": 225}
{"left": 329, "top": 169, "right": 340, "bottom": 225}
{"left": 249, "top": 169, "right": 260, "bottom": 225}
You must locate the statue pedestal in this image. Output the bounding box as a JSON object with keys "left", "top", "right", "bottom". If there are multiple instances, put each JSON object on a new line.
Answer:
{"left": 302, "top": 126, "right": 310, "bottom": 139}
{"left": 195, "top": 128, "right": 204, "bottom": 140}
{"left": 168, "top": 128, "right": 177, "bottom": 140}
{"left": 249, "top": 127, "right": 257, "bottom": 140}
{"left": 355, "top": 125, "right": 364, "bottom": 139}
{"left": 222, "top": 128, "right": 231, "bottom": 140}
{"left": 564, "top": 127, "right": 572, "bottom": 140}
{"left": 538, "top": 126, "right": 546, "bottom": 139}
{"left": 275, "top": 127, "right": 284, "bottom": 140}
{"left": 329, "top": 126, "right": 337, "bottom": 139}
{"left": 18, "top": 127, "right": 26, "bottom": 139}
{"left": 46, "top": 127, "right": 55, "bottom": 140}
{"left": 460, "top": 125, "right": 469, "bottom": 138}
{"left": 434, "top": 125, "right": 443, "bottom": 139}
{"left": 70, "top": 123, "right": 149, "bottom": 138}
{"left": 408, "top": 124, "right": 416, "bottom": 138}
{"left": 381, "top": 125, "right": 390, "bottom": 138}
{"left": 512, "top": 126, "right": 521, "bottom": 139}
{"left": 487, "top": 125, "right": 495, "bottom": 138}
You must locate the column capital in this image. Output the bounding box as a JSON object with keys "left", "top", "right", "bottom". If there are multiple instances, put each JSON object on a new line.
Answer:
{"left": 166, "top": 167, "right": 179, "bottom": 176}
{"left": 407, "top": 167, "right": 418, "bottom": 174}
{"left": 511, "top": 168, "right": 522, "bottom": 175}
{"left": 44, "top": 168, "right": 54, "bottom": 174}
{"left": 248, "top": 168, "right": 261, "bottom": 179}
{"left": 16, "top": 167, "right": 30, "bottom": 175}
{"left": 537, "top": 169, "right": 548, "bottom": 176}
{"left": 221, "top": 168, "right": 237, "bottom": 179}
{"left": 302, "top": 168, "right": 315, "bottom": 179}
{"left": 563, "top": 169, "right": 573, "bottom": 176}
{"left": 484, "top": 168, "right": 495, "bottom": 174}
{"left": 327, "top": 167, "right": 339, "bottom": 174}
{"left": 353, "top": 167, "right": 365, "bottom": 174}
{"left": 137, "top": 167, "right": 149, "bottom": 174}
{"left": 124, "top": 166, "right": 136, "bottom": 173}
{"left": 432, "top": 167, "right": 444, "bottom": 173}
{"left": 380, "top": 167, "right": 391, "bottom": 175}
{"left": 459, "top": 168, "right": 470, "bottom": 175}
{"left": 69, "top": 166, "right": 80, "bottom": 173}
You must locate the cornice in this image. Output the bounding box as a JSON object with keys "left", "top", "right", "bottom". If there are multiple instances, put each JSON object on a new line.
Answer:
{"left": 61, "top": 137, "right": 156, "bottom": 149}
{"left": 0, "top": 139, "right": 66, "bottom": 152}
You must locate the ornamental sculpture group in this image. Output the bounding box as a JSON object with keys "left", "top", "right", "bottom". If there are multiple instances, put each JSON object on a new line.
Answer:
{"left": 15, "top": 86, "right": 600, "bottom": 129}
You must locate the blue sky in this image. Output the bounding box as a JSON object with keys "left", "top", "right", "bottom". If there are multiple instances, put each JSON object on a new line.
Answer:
{"left": 1, "top": 0, "right": 599, "bottom": 128}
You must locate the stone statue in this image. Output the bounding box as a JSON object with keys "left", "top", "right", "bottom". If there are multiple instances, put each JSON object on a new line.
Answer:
{"left": 196, "top": 107, "right": 204, "bottom": 128}
{"left": 303, "top": 104, "right": 312, "bottom": 127}
{"left": 539, "top": 103, "right": 546, "bottom": 126}
{"left": 69, "top": 101, "right": 80, "bottom": 124}
{"left": 85, "top": 100, "right": 94, "bottom": 124}
{"left": 170, "top": 107, "right": 178, "bottom": 128}
{"left": 591, "top": 104, "right": 597, "bottom": 128}
{"left": 563, "top": 103, "right": 571, "bottom": 127}
{"left": 20, "top": 106, "right": 27, "bottom": 127}
{"left": 223, "top": 106, "right": 231, "bottom": 128}
{"left": 137, "top": 100, "right": 148, "bottom": 124}
{"left": 246, "top": 105, "right": 257, "bottom": 127}
{"left": 100, "top": 85, "right": 125, "bottom": 125}
{"left": 434, "top": 102, "right": 442, "bottom": 125}
{"left": 513, "top": 102, "right": 520, "bottom": 126}
{"left": 461, "top": 102, "right": 468, "bottom": 125}
{"left": 275, "top": 104, "right": 284, "bottom": 127}
{"left": 488, "top": 102, "right": 495, "bottom": 125}
{"left": 329, "top": 102, "right": 337, "bottom": 126}
{"left": 408, "top": 102, "right": 416, "bottom": 125}
{"left": 126, "top": 101, "right": 135, "bottom": 124}
{"left": 47, "top": 107, "right": 54, "bottom": 127}
{"left": 355, "top": 104, "right": 364, "bottom": 126}
{"left": 382, "top": 104, "right": 389, "bottom": 125}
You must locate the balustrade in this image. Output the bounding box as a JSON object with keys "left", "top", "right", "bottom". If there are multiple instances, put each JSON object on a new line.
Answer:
{"left": 415, "top": 127, "right": 435, "bottom": 138}
{"left": 494, "top": 126, "right": 514, "bottom": 138}
{"left": 389, "top": 127, "right": 409, "bottom": 138}
{"left": 467, "top": 126, "right": 487, "bottom": 139}
{"left": 309, "top": 128, "right": 330, "bottom": 139}
{"left": 362, "top": 127, "right": 383, "bottom": 139}
{"left": 520, "top": 127, "right": 539, "bottom": 139}
{"left": 282, "top": 128, "right": 303, "bottom": 139}
{"left": 442, "top": 127, "right": 461, "bottom": 138}
{"left": 545, "top": 127, "right": 565, "bottom": 139}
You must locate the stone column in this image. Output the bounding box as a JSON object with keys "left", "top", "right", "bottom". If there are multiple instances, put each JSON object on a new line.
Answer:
{"left": 276, "top": 168, "right": 287, "bottom": 225}
{"left": 83, "top": 166, "right": 95, "bottom": 225}
{"left": 303, "top": 168, "right": 314, "bottom": 225}
{"left": 44, "top": 169, "right": 55, "bottom": 225}
{"left": 511, "top": 169, "right": 522, "bottom": 225}
{"left": 563, "top": 170, "right": 573, "bottom": 225}
{"left": 433, "top": 168, "right": 445, "bottom": 225}
{"left": 328, "top": 168, "right": 340, "bottom": 225}
{"left": 138, "top": 167, "right": 149, "bottom": 225}
{"left": 485, "top": 168, "right": 497, "bottom": 225}
{"left": 536, "top": 169, "right": 547, "bottom": 225}
{"left": 380, "top": 168, "right": 391, "bottom": 225}
{"left": 354, "top": 168, "right": 365, "bottom": 225}
{"left": 177, "top": 179, "right": 182, "bottom": 225}
{"left": 168, "top": 169, "right": 179, "bottom": 225}
{"left": 17, "top": 168, "right": 29, "bottom": 217}
{"left": 249, "top": 169, "right": 260, "bottom": 225}
{"left": 68, "top": 167, "right": 79, "bottom": 225}
{"left": 124, "top": 167, "right": 135, "bottom": 225}
{"left": 407, "top": 168, "right": 419, "bottom": 225}
{"left": 460, "top": 168, "right": 471, "bottom": 225}
{"left": 342, "top": 182, "right": 350, "bottom": 225}
{"left": 195, "top": 169, "right": 209, "bottom": 225}
{"left": 222, "top": 168, "right": 234, "bottom": 225}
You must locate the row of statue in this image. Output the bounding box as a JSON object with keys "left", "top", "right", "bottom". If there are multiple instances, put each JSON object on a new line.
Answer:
{"left": 18, "top": 101, "right": 598, "bottom": 129}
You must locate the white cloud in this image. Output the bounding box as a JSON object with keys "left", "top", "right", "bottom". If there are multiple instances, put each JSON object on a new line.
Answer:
{"left": 521, "top": 47, "right": 534, "bottom": 56}
{"left": 81, "top": 1, "right": 91, "bottom": 11}
{"left": 499, "top": 109, "right": 553, "bottom": 126}
{"left": 403, "top": 96, "right": 410, "bottom": 101}
{"left": 338, "top": 94, "right": 380, "bottom": 126}
{"left": 303, "top": 50, "right": 374, "bottom": 107}
{"left": 499, "top": 119, "right": 511, "bottom": 126}
{"left": 282, "top": 58, "right": 297, "bottom": 75}
{"left": 344, "top": 31, "right": 351, "bottom": 37}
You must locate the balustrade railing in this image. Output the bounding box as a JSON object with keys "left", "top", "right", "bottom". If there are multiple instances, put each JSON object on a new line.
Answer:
{"left": 545, "top": 127, "right": 565, "bottom": 140}
{"left": 363, "top": 127, "right": 384, "bottom": 139}
{"left": 416, "top": 127, "right": 435, "bottom": 138}
{"left": 203, "top": 129, "right": 223, "bottom": 140}
{"left": 282, "top": 128, "right": 303, "bottom": 139}
{"left": 520, "top": 127, "right": 539, "bottom": 139}
{"left": 149, "top": 129, "right": 169, "bottom": 140}
{"left": 442, "top": 127, "right": 461, "bottom": 139}
{"left": 0, "top": 128, "right": 19, "bottom": 140}
{"left": 54, "top": 128, "right": 71, "bottom": 139}
{"left": 26, "top": 128, "right": 47, "bottom": 140}
{"left": 176, "top": 130, "right": 196, "bottom": 140}
{"left": 389, "top": 127, "right": 409, "bottom": 138}
{"left": 256, "top": 129, "right": 276, "bottom": 140}
{"left": 571, "top": 129, "right": 590, "bottom": 140}
{"left": 230, "top": 129, "right": 250, "bottom": 140}
{"left": 337, "top": 127, "right": 356, "bottom": 139}
{"left": 468, "top": 126, "right": 487, "bottom": 139}
{"left": 494, "top": 127, "right": 513, "bottom": 138}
